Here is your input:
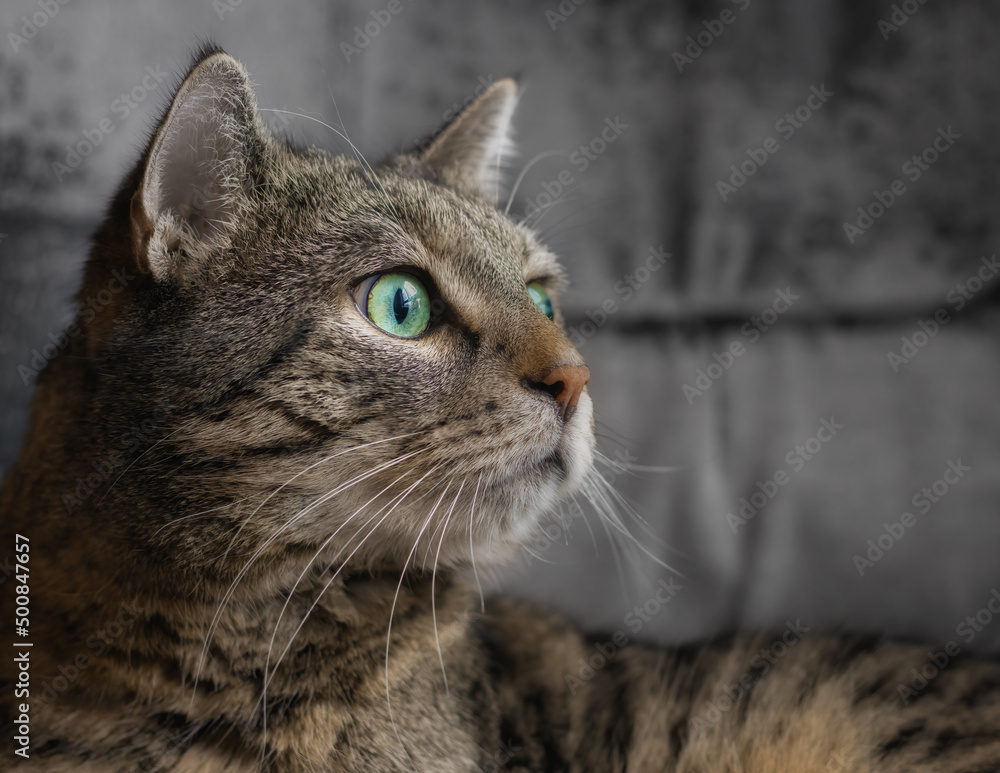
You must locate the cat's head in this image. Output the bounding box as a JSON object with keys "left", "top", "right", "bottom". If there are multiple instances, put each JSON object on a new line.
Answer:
{"left": 76, "top": 49, "right": 595, "bottom": 587}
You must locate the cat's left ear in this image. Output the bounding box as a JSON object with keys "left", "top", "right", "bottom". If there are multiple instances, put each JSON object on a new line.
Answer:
{"left": 130, "top": 50, "right": 270, "bottom": 283}
{"left": 418, "top": 78, "right": 518, "bottom": 203}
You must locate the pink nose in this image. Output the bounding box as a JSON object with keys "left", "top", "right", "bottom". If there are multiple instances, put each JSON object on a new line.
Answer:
{"left": 541, "top": 364, "right": 590, "bottom": 421}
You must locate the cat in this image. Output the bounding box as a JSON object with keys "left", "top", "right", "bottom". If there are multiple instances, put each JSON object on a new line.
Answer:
{"left": 2, "top": 46, "right": 1000, "bottom": 772}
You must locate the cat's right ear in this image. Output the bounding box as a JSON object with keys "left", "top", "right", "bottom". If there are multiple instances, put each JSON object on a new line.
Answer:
{"left": 418, "top": 78, "right": 519, "bottom": 204}
{"left": 130, "top": 50, "right": 268, "bottom": 283}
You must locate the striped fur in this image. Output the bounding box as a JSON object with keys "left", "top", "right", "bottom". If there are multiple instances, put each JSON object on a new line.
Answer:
{"left": 2, "top": 48, "right": 999, "bottom": 771}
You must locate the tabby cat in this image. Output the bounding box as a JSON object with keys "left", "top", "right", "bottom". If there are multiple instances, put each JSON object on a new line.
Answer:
{"left": 2, "top": 48, "right": 999, "bottom": 772}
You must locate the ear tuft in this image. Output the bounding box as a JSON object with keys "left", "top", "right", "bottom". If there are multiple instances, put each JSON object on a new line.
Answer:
{"left": 419, "top": 78, "right": 519, "bottom": 204}
{"left": 130, "top": 51, "right": 268, "bottom": 283}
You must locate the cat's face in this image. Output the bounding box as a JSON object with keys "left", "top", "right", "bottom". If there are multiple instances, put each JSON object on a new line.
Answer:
{"left": 83, "top": 51, "right": 594, "bottom": 583}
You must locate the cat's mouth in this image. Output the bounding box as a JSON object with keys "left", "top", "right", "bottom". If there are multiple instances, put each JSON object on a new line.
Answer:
{"left": 476, "top": 401, "right": 592, "bottom": 498}
{"left": 510, "top": 389, "right": 595, "bottom": 496}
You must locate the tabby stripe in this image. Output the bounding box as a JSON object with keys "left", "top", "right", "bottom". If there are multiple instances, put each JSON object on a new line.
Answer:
{"left": 827, "top": 635, "right": 881, "bottom": 674}
{"left": 959, "top": 675, "right": 1000, "bottom": 708}
{"left": 852, "top": 673, "right": 891, "bottom": 706}
{"left": 875, "top": 719, "right": 925, "bottom": 759}
{"left": 35, "top": 738, "right": 65, "bottom": 757}
{"left": 793, "top": 672, "right": 821, "bottom": 708}
{"left": 670, "top": 642, "right": 710, "bottom": 702}
{"left": 193, "top": 321, "right": 314, "bottom": 411}
{"left": 924, "top": 727, "right": 1000, "bottom": 759}
{"left": 578, "top": 654, "right": 632, "bottom": 770}
{"left": 662, "top": 643, "right": 711, "bottom": 761}
{"left": 667, "top": 717, "right": 688, "bottom": 762}
{"left": 731, "top": 658, "right": 774, "bottom": 727}
{"left": 525, "top": 689, "right": 568, "bottom": 771}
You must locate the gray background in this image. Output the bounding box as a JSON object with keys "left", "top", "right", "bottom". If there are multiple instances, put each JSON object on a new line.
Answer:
{"left": 2, "top": 0, "right": 999, "bottom": 652}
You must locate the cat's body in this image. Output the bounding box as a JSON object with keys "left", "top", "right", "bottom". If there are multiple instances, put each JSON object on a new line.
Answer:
{"left": 2, "top": 49, "right": 1000, "bottom": 772}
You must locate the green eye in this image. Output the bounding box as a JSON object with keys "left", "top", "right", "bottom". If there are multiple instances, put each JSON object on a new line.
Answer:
{"left": 364, "top": 272, "right": 431, "bottom": 338}
{"left": 527, "top": 281, "right": 554, "bottom": 321}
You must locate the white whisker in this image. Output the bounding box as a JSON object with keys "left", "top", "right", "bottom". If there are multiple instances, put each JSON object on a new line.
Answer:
{"left": 522, "top": 546, "right": 559, "bottom": 565}
{"left": 193, "top": 439, "right": 419, "bottom": 709}
{"left": 324, "top": 89, "right": 402, "bottom": 221}
{"left": 261, "top": 104, "right": 401, "bottom": 221}
{"left": 468, "top": 474, "right": 485, "bottom": 614}
{"left": 569, "top": 495, "right": 599, "bottom": 556}
{"left": 220, "top": 433, "right": 418, "bottom": 566}
{"left": 150, "top": 495, "right": 253, "bottom": 538}
{"left": 260, "top": 460, "right": 443, "bottom": 688}
{"left": 384, "top": 478, "right": 452, "bottom": 760}
{"left": 594, "top": 448, "right": 682, "bottom": 476}
{"left": 258, "top": 464, "right": 420, "bottom": 758}
{"left": 581, "top": 468, "right": 679, "bottom": 575}
{"left": 503, "top": 149, "right": 570, "bottom": 216}
{"left": 95, "top": 418, "right": 197, "bottom": 507}
{"left": 432, "top": 478, "right": 466, "bottom": 695}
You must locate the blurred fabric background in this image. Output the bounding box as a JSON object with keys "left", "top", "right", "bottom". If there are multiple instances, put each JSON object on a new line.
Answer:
{"left": 2, "top": 0, "right": 999, "bottom": 651}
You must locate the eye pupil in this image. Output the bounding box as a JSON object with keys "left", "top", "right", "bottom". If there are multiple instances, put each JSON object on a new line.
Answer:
{"left": 393, "top": 287, "right": 409, "bottom": 324}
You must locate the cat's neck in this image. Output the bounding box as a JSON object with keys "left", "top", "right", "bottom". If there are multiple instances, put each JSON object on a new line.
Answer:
{"left": 28, "top": 553, "right": 473, "bottom": 723}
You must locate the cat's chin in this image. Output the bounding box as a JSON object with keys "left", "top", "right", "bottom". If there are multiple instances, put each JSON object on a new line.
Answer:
{"left": 474, "top": 390, "right": 596, "bottom": 564}
{"left": 555, "top": 389, "right": 596, "bottom": 496}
